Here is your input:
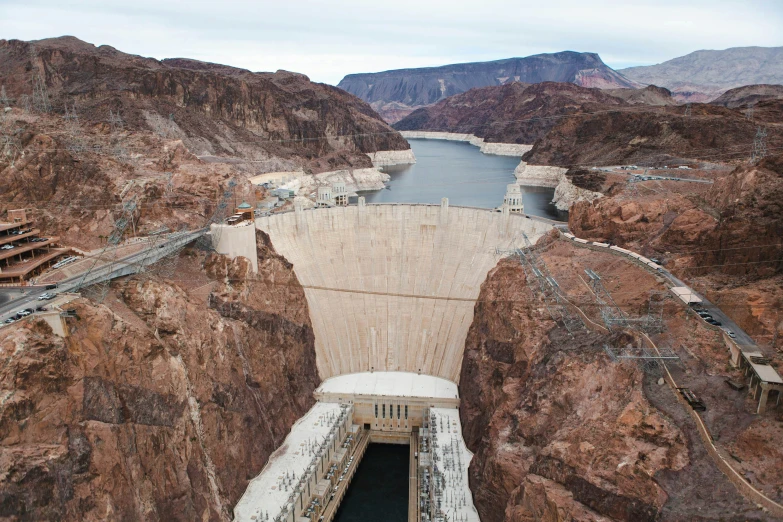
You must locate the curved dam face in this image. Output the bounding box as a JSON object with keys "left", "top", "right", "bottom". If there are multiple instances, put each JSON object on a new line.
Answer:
{"left": 256, "top": 203, "right": 552, "bottom": 382}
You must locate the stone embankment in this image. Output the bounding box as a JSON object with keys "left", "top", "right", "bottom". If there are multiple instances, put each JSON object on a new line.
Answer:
{"left": 277, "top": 150, "right": 415, "bottom": 196}
{"left": 552, "top": 172, "right": 603, "bottom": 211}
{"left": 399, "top": 131, "right": 532, "bottom": 156}
{"left": 514, "top": 162, "right": 566, "bottom": 187}
{"left": 283, "top": 167, "right": 392, "bottom": 194}
{"left": 513, "top": 162, "right": 602, "bottom": 211}
{"left": 366, "top": 149, "right": 417, "bottom": 167}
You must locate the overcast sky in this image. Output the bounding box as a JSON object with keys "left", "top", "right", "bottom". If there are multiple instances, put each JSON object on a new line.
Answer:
{"left": 1, "top": 0, "right": 781, "bottom": 85}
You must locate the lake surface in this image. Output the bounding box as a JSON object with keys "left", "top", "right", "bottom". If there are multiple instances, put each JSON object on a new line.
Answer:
{"left": 333, "top": 444, "right": 408, "bottom": 522}
{"left": 360, "top": 139, "right": 566, "bottom": 220}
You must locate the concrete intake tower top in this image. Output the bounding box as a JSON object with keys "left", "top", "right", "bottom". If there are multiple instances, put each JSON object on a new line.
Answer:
{"left": 256, "top": 202, "right": 551, "bottom": 382}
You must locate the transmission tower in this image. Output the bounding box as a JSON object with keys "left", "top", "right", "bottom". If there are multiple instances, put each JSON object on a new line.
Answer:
{"left": 108, "top": 110, "right": 125, "bottom": 133}
{"left": 684, "top": 103, "right": 692, "bottom": 117}
{"left": 64, "top": 102, "right": 86, "bottom": 152}
{"left": 197, "top": 179, "right": 238, "bottom": 251}
{"left": 584, "top": 269, "right": 629, "bottom": 330}
{"left": 19, "top": 95, "right": 31, "bottom": 113}
{"left": 30, "top": 64, "right": 51, "bottom": 114}
{"left": 515, "top": 233, "right": 585, "bottom": 336}
{"left": 108, "top": 110, "right": 127, "bottom": 159}
{"left": 745, "top": 103, "right": 754, "bottom": 121}
{"left": 76, "top": 199, "right": 138, "bottom": 302}
{"left": 751, "top": 126, "right": 768, "bottom": 164}
{"left": 1, "top": 133, "right": 19, "bottom": 167}
{"left": 0, "top": 86, "right": 9, "bottom": 108}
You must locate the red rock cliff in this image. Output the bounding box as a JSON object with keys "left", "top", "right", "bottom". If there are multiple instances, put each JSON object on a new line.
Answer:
{"left": 0, "top": 232, "right": 319, "bottom": 521}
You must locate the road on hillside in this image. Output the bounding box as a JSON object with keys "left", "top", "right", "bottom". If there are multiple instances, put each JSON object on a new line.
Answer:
{"left": 0, "top": 230, "right": 204, "bottom": 325}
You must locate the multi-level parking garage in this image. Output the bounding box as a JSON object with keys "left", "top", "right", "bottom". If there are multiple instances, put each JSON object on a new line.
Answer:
{"left": 0, "top": 209, "right": 71, "bottom": 284}
{"left": 228, "top": 200, "right": 553, "bottom": 521}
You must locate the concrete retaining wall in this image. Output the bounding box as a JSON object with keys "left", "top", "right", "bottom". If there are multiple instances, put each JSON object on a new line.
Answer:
{"left": 210, "top": 222, "right": 258, "bottom": 273}
{"left": 366, "top": 149, "right": 417, "bottom": 167}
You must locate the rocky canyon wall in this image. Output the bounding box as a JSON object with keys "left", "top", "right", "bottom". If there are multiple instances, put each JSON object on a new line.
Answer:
{"left": 459, "top": 259, "right": 689, "bottom": 522}
{"left": 0, "top": 232, "right": 319, "bottom": 521}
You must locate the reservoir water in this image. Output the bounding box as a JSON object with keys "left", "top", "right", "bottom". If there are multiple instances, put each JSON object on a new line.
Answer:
{"left": 333, "top": 444, "right": 408, "bottom": 522}
{"left": 361, "top": 139, "right": 567, "bottom": 220}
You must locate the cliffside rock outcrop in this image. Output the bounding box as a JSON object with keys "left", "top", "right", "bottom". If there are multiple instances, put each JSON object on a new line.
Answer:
{"left": 568, "top": 156, "right": 783, "bottom": 345}
{"left": 459, "top": 260, "right": 688, "bottom": 522}
{"left": 522, "top": 102, "right": 781, "bottom": 167}
{"left": 394, "top": 82, "right": 624, "bottom": 144}
{"left": 393, "top": 80, "right": 781, "bottom": 167}
{"left": 0, "top": 36, "right": 409, "bottom": 168}
{"left": 0, "top": 233, "right": 319, "bottom": 521}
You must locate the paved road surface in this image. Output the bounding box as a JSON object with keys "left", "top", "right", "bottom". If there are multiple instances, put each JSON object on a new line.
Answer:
{"left": 560, "top": 233, "right": 759, "bottom": 349}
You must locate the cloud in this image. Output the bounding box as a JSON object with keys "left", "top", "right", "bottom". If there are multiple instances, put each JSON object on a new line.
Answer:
{"left": 1, "top": 0, "right": 780, "bottom": 84}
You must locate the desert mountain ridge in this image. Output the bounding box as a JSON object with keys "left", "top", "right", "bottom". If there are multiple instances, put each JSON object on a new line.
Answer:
{"left": 337, "top": 51, "right": 640, "bottom": 122}
{"left": 619, "top": 46, "right": 783, "bottom": 102}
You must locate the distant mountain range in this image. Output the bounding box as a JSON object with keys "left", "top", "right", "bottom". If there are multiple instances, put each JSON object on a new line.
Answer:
{"left": 339, "top": 46, "right": 783, "bottom": 121}
{"left": 619, "top": 46, "right": 783, "bottom": 102}
{"left": 337, "top": 52, "right": 640, "bottom": 122}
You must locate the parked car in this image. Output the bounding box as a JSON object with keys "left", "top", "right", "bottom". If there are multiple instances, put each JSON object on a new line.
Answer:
{"left": 4, "top": 318, "right": 15, "bottom": 324}
{"left": 45, "top": 283, "right": 58, "bottom": 290}
{"left": 35, "top": 306, "right": 48, "bottom": 312}
{"left": 17, "top": 310, "right": 31, "bottom": 317}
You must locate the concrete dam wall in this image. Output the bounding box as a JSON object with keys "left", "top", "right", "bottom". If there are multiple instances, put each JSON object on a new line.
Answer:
{"left": 256, "top": 203, "right": 552, "bottom": 382}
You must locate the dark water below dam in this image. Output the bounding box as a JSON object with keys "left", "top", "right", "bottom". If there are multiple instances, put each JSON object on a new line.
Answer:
{"left": 333, "top": 443, "right": 408, "bottom": 522}
{"left": 360, "top": 138, "right": 567, "bottom": 220}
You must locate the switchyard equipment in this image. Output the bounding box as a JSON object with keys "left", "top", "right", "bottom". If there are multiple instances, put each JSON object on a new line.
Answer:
{"left": 418, "top": 408, "right": 480, "bottom": 522}
{"left": 516, "top": 232, "right": 585, "bottom": 336}
{"left": 584, "top": 269, "right": 667, "bottom": 333}
{"left": 603, "top": 343, "right": 679, "bottom": 374}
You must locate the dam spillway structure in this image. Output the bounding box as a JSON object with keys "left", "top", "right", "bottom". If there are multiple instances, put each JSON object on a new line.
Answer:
{"left": 228, "top": 200, "right": 553, "bottom": 521}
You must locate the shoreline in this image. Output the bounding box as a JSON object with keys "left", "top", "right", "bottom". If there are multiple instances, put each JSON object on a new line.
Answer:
{"left": 398, "top": 131, "right": 533, "bottom": 157}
